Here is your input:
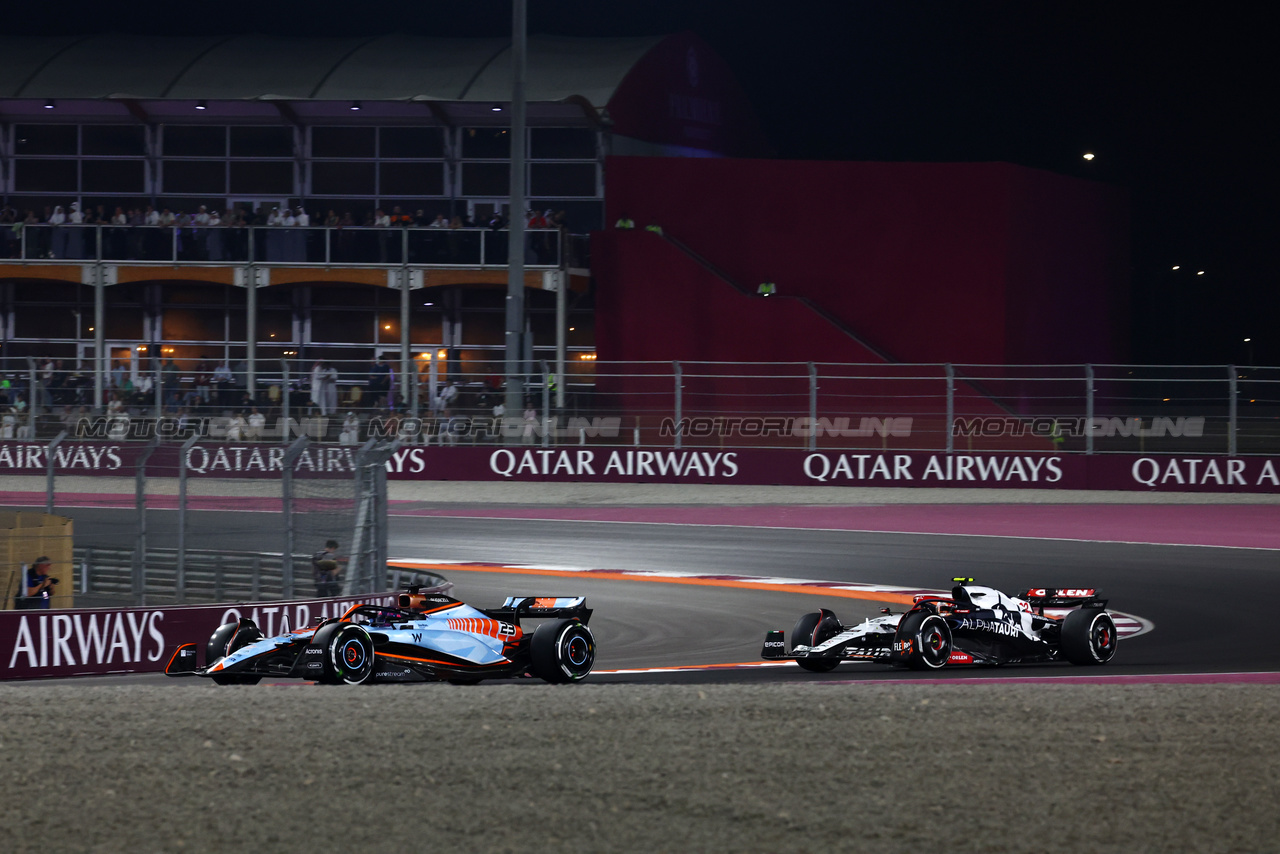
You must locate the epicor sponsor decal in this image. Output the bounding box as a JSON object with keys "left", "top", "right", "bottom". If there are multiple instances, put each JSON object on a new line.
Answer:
{"left": 488, "top": 449, "right": 739, "bottom": 479}
{"left": 6, "top": 611, "right": 166, "bottom": 669}
{"left": 1130, "top": 457, "right": 1278, "bottom": 488}
{"left": 802, "top": 453, "right": 1064, "bottom": 484}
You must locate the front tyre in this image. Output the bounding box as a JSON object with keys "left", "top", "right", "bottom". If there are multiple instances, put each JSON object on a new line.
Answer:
{"left": 1060, "top": 609, "right": 1117, "bottom": 665}
{"left": 207, "top": 622, "right": 264, "bottom": 686}
{"left": 530, "top": 619, "right": 595, "bottom": 683}
{"left": 322, "top": 625, "right": 376, "bottom": 685}
{"left": 791, "top": 610, "right": 842, "bottom": 673}
{"left": 891, "top": 611, "right": 952, "bottom": 670}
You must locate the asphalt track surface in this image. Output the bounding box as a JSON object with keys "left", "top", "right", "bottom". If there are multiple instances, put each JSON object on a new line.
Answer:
{"left": 18, "top": 505, "right": 1280, "bottom": 680}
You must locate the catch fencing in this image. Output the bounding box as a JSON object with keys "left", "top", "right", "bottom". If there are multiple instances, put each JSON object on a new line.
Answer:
{"left": 0, "top": 434, "right": 413, "bottom": 609}
{"left": 6, "top": 359, "right": 1277, "bottom": 456}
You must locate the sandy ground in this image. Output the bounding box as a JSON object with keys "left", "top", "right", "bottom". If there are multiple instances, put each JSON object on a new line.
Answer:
{"left": 2, "top": 682, "right": 1277, "bottom": 853}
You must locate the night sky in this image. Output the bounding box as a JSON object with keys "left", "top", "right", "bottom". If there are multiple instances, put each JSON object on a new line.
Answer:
{"left": 7, "top": 1, "right": 1276, "bottom": 365}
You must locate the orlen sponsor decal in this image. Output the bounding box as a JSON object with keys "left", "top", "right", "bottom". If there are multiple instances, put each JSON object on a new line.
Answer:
{"left": 487, "top": 448, "right": 739, "bottom": 479}
{"left": 1130, "top": 457, "right": 1279, "bottom": 488}
{"left": 804, "top": 453, "right": 1063, "bottom": 483}
{"left": 1028, "top": 589, "right": 1095, "bottom": 598}
{"left": 6, "top": 611, "right": 166, "bottom": 670}
{"left": 948, "top": 651, "right": 974, "bottom": 664}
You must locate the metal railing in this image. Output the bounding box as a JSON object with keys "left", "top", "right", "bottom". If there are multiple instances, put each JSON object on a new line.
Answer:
{"left": 73, "top": 546, "right": 448, "bottom": 606}
{"left": 2, "top": 223, "right": 564, "bottom": 268}
{"left": 7, "top": 359, "right": 1278, "bottom": 455}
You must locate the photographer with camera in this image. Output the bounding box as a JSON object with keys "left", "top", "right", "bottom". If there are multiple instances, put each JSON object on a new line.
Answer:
{"left": 19, "top": 556, "right": 58, "bottom": 609}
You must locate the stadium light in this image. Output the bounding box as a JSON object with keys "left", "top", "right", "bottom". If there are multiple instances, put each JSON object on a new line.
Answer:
{"left": 350, "top": 101, "right": 361, "bottom": 111}
{"left": 195, "top": 101, "right": 207, "bottom": 110}
{"left": 1082, "top": 152, "right": 1095, "bottom": 161}
{"left": 44, "top": 100, "right": 55, "bottom": 109}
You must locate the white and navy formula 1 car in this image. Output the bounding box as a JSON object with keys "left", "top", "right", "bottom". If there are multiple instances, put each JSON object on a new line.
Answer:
{"left": 166, "top": 587, "right": 595, "bottom": 685}
{"left": 763, "top": 578, "right": 1117, "bottom": 672}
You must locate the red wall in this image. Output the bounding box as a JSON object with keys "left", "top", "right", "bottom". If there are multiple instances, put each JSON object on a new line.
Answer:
{"left": 596, "top": 157, "right": 1129, "bottom": 366}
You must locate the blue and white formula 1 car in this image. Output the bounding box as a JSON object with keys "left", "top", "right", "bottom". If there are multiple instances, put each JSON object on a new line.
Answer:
{"left": 165, "top": 587, "right": 595, "bottom": 685}
{"left": 763, "top": 578, "right": 1118, "bottom": 672}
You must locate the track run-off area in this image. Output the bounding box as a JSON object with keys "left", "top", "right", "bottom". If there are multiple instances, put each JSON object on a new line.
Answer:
{"left": 3, "top": 483, "right": 1279, "bottom": 852}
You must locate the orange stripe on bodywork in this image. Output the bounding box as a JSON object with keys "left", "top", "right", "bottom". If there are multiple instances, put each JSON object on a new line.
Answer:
{"left": 378, "top": 651, "right": 507, "bottom": 668}
{"left": 387, "top": 561, "right": 917, "bottom": 606}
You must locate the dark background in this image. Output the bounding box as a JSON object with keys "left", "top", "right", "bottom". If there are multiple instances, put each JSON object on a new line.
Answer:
{"left": 6, "top": 1, "right": 1276, "bottom": 365}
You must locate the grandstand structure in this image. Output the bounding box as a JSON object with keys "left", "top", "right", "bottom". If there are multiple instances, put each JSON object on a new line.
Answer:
{"left": 0, "top": 31, "right": 767, "bottom": 404}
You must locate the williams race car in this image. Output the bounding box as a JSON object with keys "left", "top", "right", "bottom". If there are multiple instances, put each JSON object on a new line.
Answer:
{"left": 165, "top": 587, "right": 596, "bottom": 685}
{"left": 762, "top": 578, "right": 1117, "bottom": 672}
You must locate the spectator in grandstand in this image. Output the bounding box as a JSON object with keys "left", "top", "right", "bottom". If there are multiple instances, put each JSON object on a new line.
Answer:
{"left": 310, "top": 360, "right": 339, "bottom": 416}
{"left": 523, "top": 403, "right": 539, "bottom": 445}
{"left": 429, "top": 213, "right": 448, "bottom": 228}
{"left": 339, "top": 411, "right": 361, "bottom": 445}
{"left": 247, "top": 407, "right": 266, "bottom": 440}
{"left": 194, "top": 357, "right": 213, "bottom": 405}
{"left": 614, "top": 213, "right": 635, "bottom": 229}
{"left": 311, "top": 540, "right": 346, "bottom": 598}
{"left": 367, "top": 357, "right": 392, "bottom": 408}
{"left": 225, "top": 410, "right": 247, "bottom": 441}
{"left": 49, "top": 205, "right": 67, "bottom": 258}
{"left": 213, "top": 361, "right": 234, "bottom": 408}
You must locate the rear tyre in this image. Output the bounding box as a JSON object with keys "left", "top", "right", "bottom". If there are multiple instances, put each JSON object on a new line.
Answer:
{"left": 321, "top": 625, "right": 376, "bottom": 685}
{"left": 207, "top": 622, "right": 264, "bottom": 686}
{"left": 891, "top": 611, "right": 952, "bottom": 670}
{"left": 791, "top": 610, "right": 842, "bottom": 673}
{"left": 1060, "top": 609, "right": 1117, "bottom": 665}
{"left": 530, "top": 619, "right": 595, "bottom": 683}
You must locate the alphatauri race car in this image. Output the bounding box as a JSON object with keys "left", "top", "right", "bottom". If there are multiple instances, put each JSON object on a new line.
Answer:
{"left": 763, "top": 578, "right": 1117, "bottom": 672}
{"left": 165, "top": 587, "right": 595, "bottom": 685}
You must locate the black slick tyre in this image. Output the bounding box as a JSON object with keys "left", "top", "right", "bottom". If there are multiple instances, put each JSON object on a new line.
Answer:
{"left": 320, "top": 624, "right": 376, "bottom": 685}
{"left": 791, "top": 610, "right": 841, "bottom": 673}
{"left": 530, "top": 619, "right": 595, "bottom": 683}
{"left": 891, "top": 611, "right": 952, "bottom": 670}
{"left": 1060, "top": 609, "right": 1117, "bottom": 665}
{"left": 207, "top": 622, "right": 264, "bottom": 686}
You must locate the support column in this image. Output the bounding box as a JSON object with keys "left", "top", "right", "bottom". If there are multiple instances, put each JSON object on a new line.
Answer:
{"left": 94, "top": 267, "right": 105, "bottom": 411}
{"left": 399, "top": 268, "right": 410, "bottom": 410}
{"left": 503, "top": 0, "right": 528, "bottom": 422}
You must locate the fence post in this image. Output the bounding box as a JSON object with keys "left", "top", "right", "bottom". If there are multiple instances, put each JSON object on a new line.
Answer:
{"left": 175, "top": 433, "right": 200, "bottom": 605}
{"left": 280, "top": 359, "right": 291, "bottom": 443}
{"left": 808, "top": 363, "right": 818, "bottom": 452}
{"left": 45, "top": 431, "right": 67, "bottom": 514}
{"left": 280, "top": 435, "right": 310, "bottom": 600}
{"left": 944, "top": 364, "right": 955, "bottom": 454}
{"left": 132, "top": 437, "right": 161, "bottom": 606}
{"left": 1228, "top": 365, "right": 1238, "bottom": 457}
{"left": 26, "top": 357, "right": 38, "bottom": 434}
{"left": 81, "top": 549, "right": 91, "bottom": 595}
{"left": 673, "top": 361, "right": 683, "bottom": 450}
{"left": 541, "top": 360, "right": 551, "bottom": 448}
{"left": 1085, "top": 364, "right": 1095, "bottom": 456}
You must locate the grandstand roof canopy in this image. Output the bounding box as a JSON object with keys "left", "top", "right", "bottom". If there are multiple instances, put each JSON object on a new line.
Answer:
{"left": 0, "top": 33, "right": 663, "bottom": 122}
{"left": 0, "top": 31, "right": 769, "bottom": 155}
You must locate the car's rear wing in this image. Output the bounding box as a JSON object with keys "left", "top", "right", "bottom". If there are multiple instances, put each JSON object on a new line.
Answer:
{"left": 488, "top": 596, "right": 592, "bottom": 625}
{"left": 1017, "top": 587, "right": 1108, "bottom": 609}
